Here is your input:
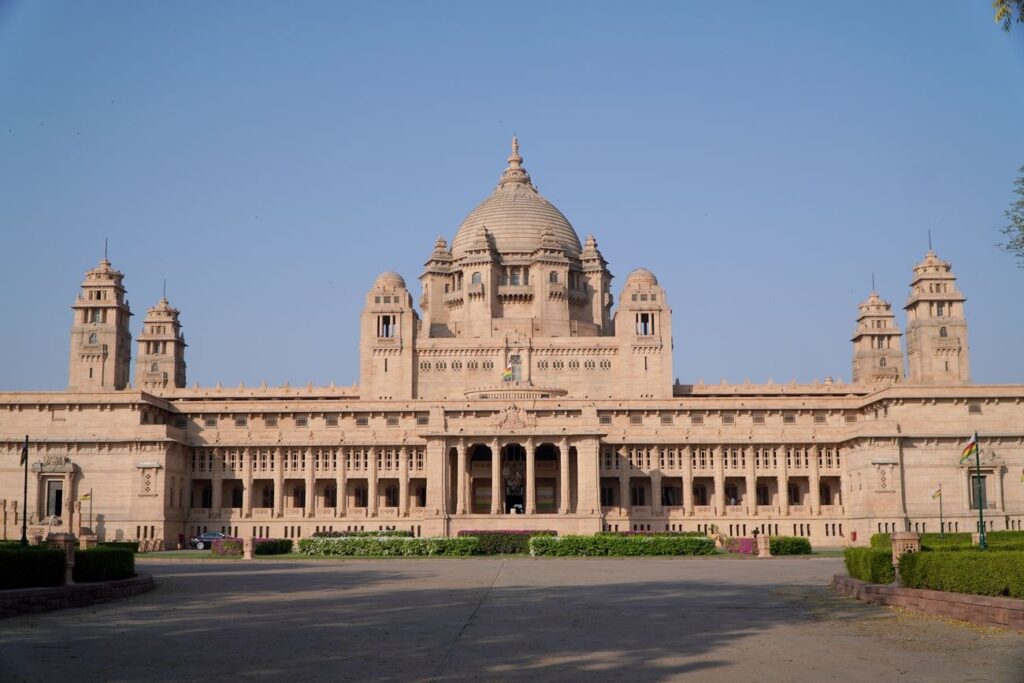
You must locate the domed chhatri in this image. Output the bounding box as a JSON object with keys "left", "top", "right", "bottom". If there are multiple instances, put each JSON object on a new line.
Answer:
{"left": 374, "top": 271, "right": 406, "bottom": 289}
{"left": 450, "top": 137, "right": 582, "bottom": 259}
{"left": 626, "top": 268, "right": 658, "bottom": 286}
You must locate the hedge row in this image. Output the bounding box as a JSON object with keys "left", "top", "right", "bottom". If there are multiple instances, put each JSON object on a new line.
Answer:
{"left": 455, "top": 530, "right": 556, "bottom": 554}
{"left": 595, "top": 531, "right": 706, "bottom": 538}
{"left": 298, "top": 537, "right": 479, "bottom": 557}
{"left": 212, "top": 538, "right": 244, "bottom": 557}
{"left": 529, "top": 535, "right": 716, "bottom": 556}
{"left": 73, "top": 547, "right": 135, "bottom": 582}
{"left": 98, "top": 541, "right": 140, "bottom": 553}
{"left": 770, "top": 536, "right": 813, "bottom": 555}
{"left": 310, "top": 530, "right": 414, "bottom": 538}
{"left": 899, "top": 551, "right": 1024, "bottom": 598}
{"left": 255, "top": 539, "right": 293, "bottom": 555}
{"left": 843, "top": 547, "right": 895, "bottom": 584}
{"left": 0, "top": 548, "right": 65, "bottom": 589}
{"left": 870, "top": 530, "right": 1024, "bottom": 550}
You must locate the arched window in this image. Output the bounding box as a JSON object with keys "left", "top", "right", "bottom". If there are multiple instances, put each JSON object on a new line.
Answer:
{"left": 151, "top": 362, "right": 159, "bottom": 372}
{"left": 549, "top": 271, "right": 558, "bottom": 283}
{"left": 879, "top": 357, "right": 887, "bottom": 367}
{"left": 471, "top": 272, "right": 481, "bottom": 284}
{"left": 88, "top": 333, "right": 98, "bottom": 344}
{"left": 939, "top": 326, "right": 948, "bottom": 338}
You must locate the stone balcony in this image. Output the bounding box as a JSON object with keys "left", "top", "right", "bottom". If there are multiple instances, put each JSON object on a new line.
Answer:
{"left": 497, "top": 284, "right": 534, "bottom": 301}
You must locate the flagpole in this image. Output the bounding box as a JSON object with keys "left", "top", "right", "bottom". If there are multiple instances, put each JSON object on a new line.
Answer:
{"left": 938, "top": 484, "right": 943, "bottom": 539}
{"left": 89, "top": 488, "right": 93, "bottom": 533}
{"left": 974, "top": 431, "right": 987, "bottom": 550}
{"left": 20, "top": 435, "right": 28, "bottom": 547}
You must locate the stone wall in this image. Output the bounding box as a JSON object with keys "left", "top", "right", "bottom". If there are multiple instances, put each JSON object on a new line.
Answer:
{"left": 0, "top": 574, "right": 154, "bottom": 619}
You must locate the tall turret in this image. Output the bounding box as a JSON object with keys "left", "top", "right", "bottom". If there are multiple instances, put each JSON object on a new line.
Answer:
{"left": 135, "top": 297, "right": 187, "bottom": 390}
{"left": 68, "top": 258, "right": 132, "bottom": 390}
{"left": 851, "top": 291, "right": 903, "bottom": 385}
{"left": 904, "top": 250, "right": 970, "bottom": 384}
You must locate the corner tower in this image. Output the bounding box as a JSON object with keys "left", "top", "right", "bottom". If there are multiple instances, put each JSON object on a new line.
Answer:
{"left": 68, "top": 258, "right": 132, "bottom": 391}
{"left": 851, "top": 291, "right": 903, "bottom": 385}
{"left": 135, "top": 297, "right": 187, "bottom": 390}
{"left": 359, "top": 272, "right": 416, "bottom": 400}
{"left": 904, "top": 250, "right": 970, "bottom": 384}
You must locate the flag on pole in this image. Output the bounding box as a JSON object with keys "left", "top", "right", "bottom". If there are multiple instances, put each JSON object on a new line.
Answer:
{"left": 959, "top": 434, "right": 979, "bottom": 464}
{"left": 80, "top": 493, "right": 92, "bottom": 501}
{"left": 501, "top": 365, "right": 513, "bottom": 381}
{"left": 931, "top": 486, "right": 942, "bottom": 500}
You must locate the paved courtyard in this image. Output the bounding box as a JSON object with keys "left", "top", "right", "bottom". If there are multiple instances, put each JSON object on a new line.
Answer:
{"left": 1, "top": 556, "right": 1022, "bottom": 682}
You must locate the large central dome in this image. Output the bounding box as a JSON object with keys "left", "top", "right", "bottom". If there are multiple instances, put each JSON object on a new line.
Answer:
{"left": 450, "top": 138, "right": 582, "bottom": 259}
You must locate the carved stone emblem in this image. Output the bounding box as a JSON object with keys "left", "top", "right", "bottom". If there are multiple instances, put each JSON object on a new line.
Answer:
{"left": 493, "top": 404, "right": 536, "bottom": 430}
{"left": 43, "top": 453, "right": 70, "bottom": 467}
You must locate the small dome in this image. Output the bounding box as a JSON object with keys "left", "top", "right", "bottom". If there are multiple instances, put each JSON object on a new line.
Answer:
{"left": 451, "top": 138, "right": 581, "bottom": 259}
{"left": 625, "top": 268, "right": 658, "bottom": 286}
{"left": 374, "top": 271, "right": 406, "bottom": 289}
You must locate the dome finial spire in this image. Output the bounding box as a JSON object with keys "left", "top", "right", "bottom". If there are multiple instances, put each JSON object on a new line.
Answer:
{"left": 498, "top": 135, "right": 532, "bottom": 189}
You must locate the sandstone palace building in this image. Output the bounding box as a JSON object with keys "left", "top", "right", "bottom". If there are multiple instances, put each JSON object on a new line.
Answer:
{"left": 2, "top": 140, "right": 1023, "bottom": 547}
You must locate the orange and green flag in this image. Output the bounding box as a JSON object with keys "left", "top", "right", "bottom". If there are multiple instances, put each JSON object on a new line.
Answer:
{"left": 959, "top": 433, "right": 979, "bottom": 464}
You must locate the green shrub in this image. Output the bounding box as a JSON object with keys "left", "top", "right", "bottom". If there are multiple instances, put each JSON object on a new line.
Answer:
{"left": 899, "top": 551, "right": 1024, "bottom": 598}
{"left": 870, "top": 531, "right": 1024, "bottom": 551}
{"left": 769, "top": 536, "right": 812, "bottom": 555}
{"left": 594, "top": 531, "right": 706, "bottom": 537}
{"left": 310, "top": 530, "right": 414, "bottom": 538}
{"left": 73, "top": 547, "right": 134, "bottom": 582}
{"left": 98, "top": 541, "right": 140, "bottom": 553}
{"left": 456, "top": 530, "right": 556, "bottom": 554}
{"left": 869, "top": 533, "right": 891, "bottom": 549}
{"left": 212, "top": 538, "right": 243, "bottom": 557}
{"left": 298, "top": 537, "right": 479, "bottom": 557}
{"left": 843, "top": 547, "right": 894, "bottom": 584}
{"left": 529, "top": 535, "right": 715, "bottom": 557}
{"left": 254, "top": 539, "right": 292, "bottom": 555}
{"left": 0, "top": 548, "right": 65, "bottom": 589}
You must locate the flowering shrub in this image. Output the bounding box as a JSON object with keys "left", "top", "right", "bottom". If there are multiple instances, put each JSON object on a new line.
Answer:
{"left": 596, "top": 531, "right": 705, "bottom": 538}
{"left": 456, "top": 530, "right": 556, "bottom": 554}
{"left": 529, "top": 535, "right": 715, "bottom": 556}
{"left": 298, "top": 536, "right": 479, "bottom": 557}
{"left": 723, "top": 537, "right": 756, "bottom": 554}
{"left": 212, "top": 538, "right": 243, "bottom": 557}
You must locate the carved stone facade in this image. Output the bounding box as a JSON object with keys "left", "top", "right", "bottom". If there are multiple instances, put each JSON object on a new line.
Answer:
{"left": 1, "top": 140, "right": 1023, "bottom": 547}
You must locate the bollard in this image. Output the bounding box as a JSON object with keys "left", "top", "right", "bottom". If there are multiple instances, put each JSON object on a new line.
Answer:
{"left": 756, "top": 534, "right": 772, "bottom": 558}
{"left": 890, "top": 531, "right": 921, "bottom": 583}
{"left": 47, "top": 532, "right": 77, "bottom": 585}
{"left": 243, "top": 537, "right": 254, "bottom": 560}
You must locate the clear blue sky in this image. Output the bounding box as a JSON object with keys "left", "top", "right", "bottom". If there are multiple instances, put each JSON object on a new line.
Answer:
{"left": 1, "top": 2, "right": 1022, "bottom": 391}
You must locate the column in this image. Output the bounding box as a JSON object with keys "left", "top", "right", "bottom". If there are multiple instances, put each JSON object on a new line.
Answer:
{"left": 559, "top": 437, "right": 570, "bottom": 514}
{"left": 369, "top": 446, "right": 379, "bottom": 516}
{"left": 745, "top": 445, "right": 757, "bottom": 517}
{"left": 273, "top": 447, "right": 284, "bottom": 518}
{"left": 456, "top": 441, "right": 467, "bottom": 515}
{"left": 576, "top": 437, "right": 601, "bottom": 515}
{"left": 526, "top": 438, "right": 536, "bottom": 514}
{"left": 399, "top": 446, "right": 410, "bottom": 517}
{"left": 336, "top": 448, "right": 347, "bottom": 517}
{"left": 651, "top": 467, "right": 663, "bottom": 517}
{"left": 305, "top": 447, "right": 315, "bottom": 518}
{"left": 618, "top": 446, "right": 630, "bottom": 514}
{"left": 243, "top": 447, "right": 253, "bottom": 518}
{"left": 211, "top": 449, "right": 223, "bottom": 512}
{"left": 778, "top": 445, "right": 789, "bottom": 517}
{"left": 490, "top": 439, "right": 502, "bottom": 515}
{"left": 683, "top": 445, "right": 694, "bottom": 516}
{"left": 713, "top": 445, "right": 725, "bottom": 516}
{"left": 809, "top": 444, "right": 821, "bottom": 516}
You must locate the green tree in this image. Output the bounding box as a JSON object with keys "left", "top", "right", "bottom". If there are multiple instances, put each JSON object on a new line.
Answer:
{"left": 1000, "top": 166, "right": 1024, "bottom": 267}
{"left": 994, "top": 0, "right": 1024, "bottom": 31}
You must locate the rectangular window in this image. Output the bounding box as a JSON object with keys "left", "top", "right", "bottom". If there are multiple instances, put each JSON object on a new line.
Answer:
{"left": 630, "top": 486, "right": 646, "bottom": 506}
{"left": 325, "top": 414, "right": 339, "bottom": 427}
{"left": 386, "top": 415, "right": 399, "bottom": 427}
{"left": 234, "top": 415, "right": 247, "bottom": 428}
{"left": 295, "top": 415, "right": 309, "bottom": 428}
{"left": 660, "top": 414, "right": 674, "bottom": 426}
{"left": 600, "top": 486, "right": 615, "bottom": 507}
{"left": 264, "top": 415, "right": 278, "bottom": 427}
{"left": 970, "top": 475, "right": 987, "bottom": 510}
{"left": 416, "top": 414, "right": 429, "bottom": 426}
{"left": 356, "top": 415, "right": 369, "bottom": 427}
{"left": 599, "top": 414, "right": 612, "bottom": 425}
{"left": 968, "top": 403, "right": 982, "bottom": 415}
{"left": 845, "top": 414, "right": 858, "bottom": 423}
{"left": 203, "top": 416, "right": 217, "bottom": 428}
{"left": 629, "top": 414, "right": 642, "bottom": 426}
{"left": 722, "top": 413, "right": 735, "bottom": 425}
{"left": 783, "top": 413, "right": 795, "bottom": 425}
{"left": 690, "top": 415, "right": 703, "bottom": 426}
{"left": 814, "top": 413, "right": 826, "bottom": 424}
{"left": 752, "top": 413, "right": 765, "bottom": 425}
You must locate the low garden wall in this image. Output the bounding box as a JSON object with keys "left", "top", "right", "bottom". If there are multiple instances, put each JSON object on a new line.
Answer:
{"left": 832, "top": 574, "right": 1024, "bottom": 631}
{"left": 0, "top": 574, "right": 154, "bottom": 619}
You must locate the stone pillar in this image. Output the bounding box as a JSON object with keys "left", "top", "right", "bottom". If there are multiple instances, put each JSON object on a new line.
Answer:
{"left": 336, "top": 448, "right": 347, "bottom": 517}
{"left": 243, "top": 536, "right": 254, "bottom": 560}
{"left": 456, "top": 442, "right": 467, "bottom": 515}
{"left": 778, "top": 445, "right": 789, "bottom": 517}
{"left": 891, "top": 531, "right": 921, "bottom": 579}
{"left": 369, "top": 446, "right": 379, "bottom": 516}
{"left": 490, "top": 439, "right": 502, "bottom": 515}
{"left": 576, "top": 438, "right": 601, "bottom": 515}
{"left": 618, "top": 446, "right": 630, "bottom": 514}
{"left": 47, "top": 532, "right": 77, "bottom": 585}
{"left": 756, "top": 533, "right": 772, "bottom": 558}
{"left": 713, "top": 445, "right": 725, "bottom": 516}
{"left": 305, "top": 447, "right": 315, "bottom": 518}
{"left": 559, "top": 437, "right": 570, "bottom": 514}
{"left": 526, "top": 438, "right": 536, "bottom": 514}
{"left": 683, "top": 446, "right": 694, "bottom": 517}
{"left": 745, "top": 446, "right": 757, "bottom": 517}
{"left": 809, "top": 444, "right": 821, "bottom": 516}
{"left": 273, "top": 447, "right": 284, "bottom": 518}
{"left": 243, "top": 447, "right": 253, "bottom": 518}
{"left": 399, "top": 446, "right": 410, "bottom": 517}
{"left": 651, "top": 467, "right": 663, "bottom": 517}
{"left": 211, "top": 448, "right": 223, "bottom": 513}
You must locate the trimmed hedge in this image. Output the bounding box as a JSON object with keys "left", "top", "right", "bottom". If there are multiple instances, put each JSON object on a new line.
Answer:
{"left": 595, "top": 531, "right": 706, "bottom": 537}
{"left": 899, "top": 551, "right": 1024, "bottom": 598}
{"left": 98, "top": 541, "right": 140, "bottom": 553}
{"left": 770, "top": 536, "right": 812, "bottom": 555}
{"left": 212, "top": 538, "right": 244, "bottom": 557}
{"left": 870, "top": 530, "right": 1024, "bottom": 551}
{"left": 255, "top": 538, "right": 293, "bottom": 555}
{"left": 73, "top": 547, "right": 135, "bottom": 582}
{"left": 843, "top": 547, "right": 895, "bottom": 584}
{"left": 529, "top": 535, "right": 715, "bottom": 557}
{"left": 310, "top": 530, "right": 414, "bottom": 538}
{"left": 456, "top": 530, "right": 556, "bottom": 554}
{"left": 0, "top": 548, "right": 65, "bottom": 589}
{"left": 298, "top": 537, "right": 479, "bottom": 557}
